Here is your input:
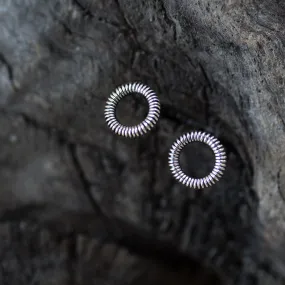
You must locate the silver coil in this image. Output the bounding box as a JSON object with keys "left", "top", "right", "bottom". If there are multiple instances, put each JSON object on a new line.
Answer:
{"left": 104, "top": 82, "right": 160, "bottom": 138}
{"left": 169, "top": 131, "right": 226, "bottom": 189}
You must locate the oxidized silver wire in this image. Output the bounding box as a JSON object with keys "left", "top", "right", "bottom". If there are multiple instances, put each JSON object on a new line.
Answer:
{"left": 169, "top": 131, "right": 226, "bottom": 189}
{"left": 104, "top": 83, "right": 160, "bottom": 138}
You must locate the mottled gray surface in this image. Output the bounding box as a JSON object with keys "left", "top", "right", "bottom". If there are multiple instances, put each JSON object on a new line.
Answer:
{"left": 1, "top": 0, "right": 285, "bottom": 284}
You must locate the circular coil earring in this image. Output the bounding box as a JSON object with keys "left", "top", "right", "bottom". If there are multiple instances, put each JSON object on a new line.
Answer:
{"left": 169, "top": 131, "right": 226, "bottom": 189}
{"left": 104, "top": 82, "right": 160, "bottom": 138}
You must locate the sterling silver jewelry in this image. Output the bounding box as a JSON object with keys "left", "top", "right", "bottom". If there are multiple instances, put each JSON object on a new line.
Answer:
{"left": 104, "top": 83, "right": 160, "bottom": 138}
{"left": 169, "top": 131, "right": 226, "bottom": 189}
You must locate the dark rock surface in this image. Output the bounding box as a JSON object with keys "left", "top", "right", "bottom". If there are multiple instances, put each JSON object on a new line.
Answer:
{"left": 1, "top": 0, "right": 285, "bottom": 284}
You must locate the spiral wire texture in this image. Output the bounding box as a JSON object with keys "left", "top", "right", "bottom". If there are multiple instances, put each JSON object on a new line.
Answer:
{"left": 169, "top": 131, "right": 226, "bottom": 189}
{"left": 104, "top": 83, "right": 160, "bottom": 138}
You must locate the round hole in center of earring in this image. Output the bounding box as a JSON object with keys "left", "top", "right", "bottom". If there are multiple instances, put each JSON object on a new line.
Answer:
{"left": 115, "top": 91, "right": 149, "bottom": 126}
{"left": 179, "top": 141, "right": 216, "bottom": 179}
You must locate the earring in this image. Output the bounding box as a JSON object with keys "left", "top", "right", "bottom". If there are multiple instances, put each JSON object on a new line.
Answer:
{"left": 104, "top": 82, "right": 160, "bottom": 138}
{"left": 168, "top": 131, "right": 226, "bottom": 189}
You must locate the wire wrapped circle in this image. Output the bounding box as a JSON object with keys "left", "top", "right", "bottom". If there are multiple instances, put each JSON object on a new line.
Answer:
{"left": 104, "top": 83, "right": 160, "bottom": 138}
{"left": 169, "top": 131, "right": 226, "bottom": 189}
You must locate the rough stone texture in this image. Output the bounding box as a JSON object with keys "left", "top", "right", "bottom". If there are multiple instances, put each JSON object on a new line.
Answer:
{"left": 1, "top": 0, "right": 285, "bottom": 284}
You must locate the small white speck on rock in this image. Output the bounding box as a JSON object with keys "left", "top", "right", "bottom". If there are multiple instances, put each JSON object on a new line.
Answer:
{"left": 9, "top": 134, "right": 18, "bottom": 143}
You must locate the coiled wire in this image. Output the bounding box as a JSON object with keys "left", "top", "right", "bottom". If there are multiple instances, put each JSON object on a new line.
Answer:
{"left": 104, "top": 83, "right": 160, "bottom": 138}
{"left": 169, "top": 131, "right": 226, "bottom": 189}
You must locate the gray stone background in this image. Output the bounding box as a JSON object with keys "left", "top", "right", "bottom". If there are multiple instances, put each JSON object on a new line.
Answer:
{"left": 1, "top": 0, "right": 285, "bottom": 284}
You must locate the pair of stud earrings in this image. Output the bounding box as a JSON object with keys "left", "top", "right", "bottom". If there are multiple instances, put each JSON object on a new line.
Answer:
{"left": 104, "top": 82, "right": 226, "bottom": 189}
